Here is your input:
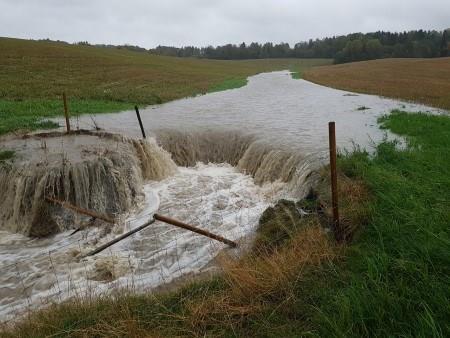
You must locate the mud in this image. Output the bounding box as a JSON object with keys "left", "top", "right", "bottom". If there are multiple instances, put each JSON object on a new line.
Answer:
{"left": 0, "top": 131, "right": 176, "bottom": 236}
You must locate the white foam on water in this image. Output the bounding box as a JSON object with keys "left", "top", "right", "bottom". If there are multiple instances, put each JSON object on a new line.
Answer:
{"left": 1, "top": 70, "right": 447, "bottom": 321}
{"left": 0, "top": 163, "right": 282, "bottom": 320}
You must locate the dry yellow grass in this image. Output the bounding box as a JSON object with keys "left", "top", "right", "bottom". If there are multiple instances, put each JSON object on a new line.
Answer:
{"left": 304, "top": 57, "right": 450, "bottom": 110}
{"left": 2, "top": 167, "right": 371, "bottom": 337}
{"left": 184, "top": 224, "right": 336, "bottom": 333}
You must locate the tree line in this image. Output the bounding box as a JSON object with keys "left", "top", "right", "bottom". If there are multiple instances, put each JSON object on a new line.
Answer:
{"left": 150, "top": 29, "right": 449, "bottom": 63}
{"left": 38, "top": 29, "right": 449, "bottom": 64}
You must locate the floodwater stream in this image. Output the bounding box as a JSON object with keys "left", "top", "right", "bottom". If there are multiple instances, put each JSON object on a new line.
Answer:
{"left": 68, "top": 71, "right": 441, "bottom": 152}
{"left": 0, "top": 71, "right": 444, "bottom": 320}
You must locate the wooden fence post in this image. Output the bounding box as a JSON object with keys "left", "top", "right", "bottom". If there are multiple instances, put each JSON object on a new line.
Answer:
{"left": 328, "top": 121, "right": 341, "bottom": 241}
{"left": 134, "top": 105, "right": 146, "bottom": 139}
{"left": 63, "top": 92, "right": 71, "bottom": 132}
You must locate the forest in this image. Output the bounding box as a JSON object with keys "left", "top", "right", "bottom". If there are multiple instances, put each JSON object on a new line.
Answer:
{"left": 150, "top": 29, "right": 449, "bottom": 63}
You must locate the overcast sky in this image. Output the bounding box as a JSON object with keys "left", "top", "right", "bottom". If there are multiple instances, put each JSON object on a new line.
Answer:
{"left": 1, "top": 0, "right": 449, "bottom": 48}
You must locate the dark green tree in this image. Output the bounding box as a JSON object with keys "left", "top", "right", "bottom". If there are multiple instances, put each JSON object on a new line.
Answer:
{"left": 441, "top": 30, "right": 449, "bottom": 57}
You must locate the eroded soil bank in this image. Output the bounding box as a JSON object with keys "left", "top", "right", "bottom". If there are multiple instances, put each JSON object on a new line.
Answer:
{"left": 0, "top": 130, "right": 176, "bottom": 237}
{"left": 1, "top": 128, "right": 312, "bottom": 319}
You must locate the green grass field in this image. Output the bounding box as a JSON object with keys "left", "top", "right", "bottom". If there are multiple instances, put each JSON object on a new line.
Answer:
{"left": 0, "top": 38, "right": 330, "bottom": 135}
{"left": 4, "top": 111, "right": 449, "bottom": 337}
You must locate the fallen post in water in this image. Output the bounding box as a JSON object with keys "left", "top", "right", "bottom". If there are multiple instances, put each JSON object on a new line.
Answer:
{"left": 85, "top": 214, "right": 237, "bottom": 257}
{"left": 85, "top": 218, "right": 156, "bottom": 256}
{"left": 45, "top": 197, "right": 115, "bottom": 224}
{"left": 154, "top": 213, "right": 238, "bottom": 248}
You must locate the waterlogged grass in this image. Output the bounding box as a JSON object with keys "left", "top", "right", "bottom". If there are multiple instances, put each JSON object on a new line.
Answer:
{"left": 315, "top": 111, "right": 450, "bottom": 336}
{"left": 290, "top": 67, "right": 308, "bottom": 79}
{"left": 0, "top": 37, "right": 330, "bottom": 134}
{"left": 357, "top": 105, "right": 370, "bottom": 111}
{"left": 290, "top": 69, "right": 304, "bottom": 79}
{"left": 208, "top": 77, "right": 248, "bottom": 93}
{"left": 3, "top": 111, "right": 450, "bottom": 336}
{"left": 0, "top": 99, "right": 131, "bottom": 135}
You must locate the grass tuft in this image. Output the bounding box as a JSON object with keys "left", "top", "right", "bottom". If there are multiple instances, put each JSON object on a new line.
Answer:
{"left": 208, "top": 78, "right": 248, "bottom": 93}
{"left": 0, "top": 150, "right": 14, "bottom": 162}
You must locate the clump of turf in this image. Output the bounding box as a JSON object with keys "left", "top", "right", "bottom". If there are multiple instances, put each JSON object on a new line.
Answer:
{"left": 0, "top": 150, "right": 14, "bottom": 162}
{"left": 255, "top": 195, "right": 323, "bottom": 252}
{"left": 357, "top": 105, "right": 370, "bottom": 110}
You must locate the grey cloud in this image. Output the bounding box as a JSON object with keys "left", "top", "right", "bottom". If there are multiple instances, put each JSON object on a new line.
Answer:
{"left": 0, "top": 0, "right": 448, "bottom": 47}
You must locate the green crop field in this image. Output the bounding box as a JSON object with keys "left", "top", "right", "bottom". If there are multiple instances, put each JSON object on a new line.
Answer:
{"left": 0, "top": 38, "right": 330, "bottom": 135}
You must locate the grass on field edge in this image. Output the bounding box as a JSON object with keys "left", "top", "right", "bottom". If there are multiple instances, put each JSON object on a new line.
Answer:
{"left": 2, "top": 111, "right": 449, "bottom": 337}
{"left": 0, "top": 76, "right": 261, "bottom": 136}
{"left": 0, "top": 38, "right": 330, "bottom": 136}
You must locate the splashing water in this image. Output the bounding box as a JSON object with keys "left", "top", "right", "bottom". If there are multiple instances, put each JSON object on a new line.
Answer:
{"left": 0, "top": 71, "right": 446, "bottom": 320}
{"left": 0, "top": 163, "right": 281, "bottom": 319}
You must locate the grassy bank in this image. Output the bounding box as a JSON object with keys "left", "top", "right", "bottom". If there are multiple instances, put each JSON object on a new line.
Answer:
{"left": 313, "top": 111, "right": 450, "bottom": 336}
{"left": 303, "top": 57, "right": 450, "bottom": 110}
{"left": 0, "top": 99, "right": 131, "bottom": 135}
{"left": 0, "top": 38, "right": 330, "bottom": 135}
{"left": 3, "top": 111, "right": 449, "bottom": 337}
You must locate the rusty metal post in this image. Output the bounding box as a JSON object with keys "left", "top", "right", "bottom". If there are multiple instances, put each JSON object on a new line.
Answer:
{"left": 85, "top": 218, "right": 156, "bottom": 256}
{"left": 85, "top": 213, "right": 237, "bottom": 257}
{"left": 134, "top": 105, "right": 146, "bottom": 139}
{"left": 328, "top": 122, "right": 340, "bottom": 241}
{"left": 45, "top": 197, "right": 115, "bottom": 224}
{"left": 154, "top": 214, "right": 237, "bottom": 247}
{"left": 63, "top": 92, "right": 71, "bottom": 132}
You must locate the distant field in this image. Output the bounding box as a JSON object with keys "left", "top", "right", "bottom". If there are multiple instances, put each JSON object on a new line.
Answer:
{"left": 0, "top": 38, "right": 330, "bottom": 135}
{"left": 304, "top": 57, "right": 450, "bottom": 110}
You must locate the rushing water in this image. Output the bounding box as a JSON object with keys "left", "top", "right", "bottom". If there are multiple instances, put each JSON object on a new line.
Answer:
{"left": 68, "top": 71, "right": 443, "bottom": 154}
{"left": 0, "top": 72, "right": 444, "bottom": 320}
{"left": 0, "top": 163, "right": 278, "bottom": 319}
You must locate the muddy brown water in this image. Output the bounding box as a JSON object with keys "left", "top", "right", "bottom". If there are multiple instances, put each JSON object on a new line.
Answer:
{"left": 0, "top": 71, "right": 445, "bottom": 320}
{"left": 59, "top": 71, "right": 444, "bottom": 154}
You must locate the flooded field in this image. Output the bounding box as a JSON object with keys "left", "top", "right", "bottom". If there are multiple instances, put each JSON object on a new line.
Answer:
{"left": 65, "top": 71, "right": 443, "bottom": 153}
{"left": 0, "top": 72, "right": 444, "bottom": 320}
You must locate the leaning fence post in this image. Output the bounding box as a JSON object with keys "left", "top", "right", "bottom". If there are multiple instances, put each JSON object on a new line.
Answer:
{"left": 134, "top": 105, "right": 146, "bottom": 139}
{"left": 328, "top": 121, "right": 341, "bottom": 241}
{"left": 62, "top": 92, "right": 71, "bottom": 132}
